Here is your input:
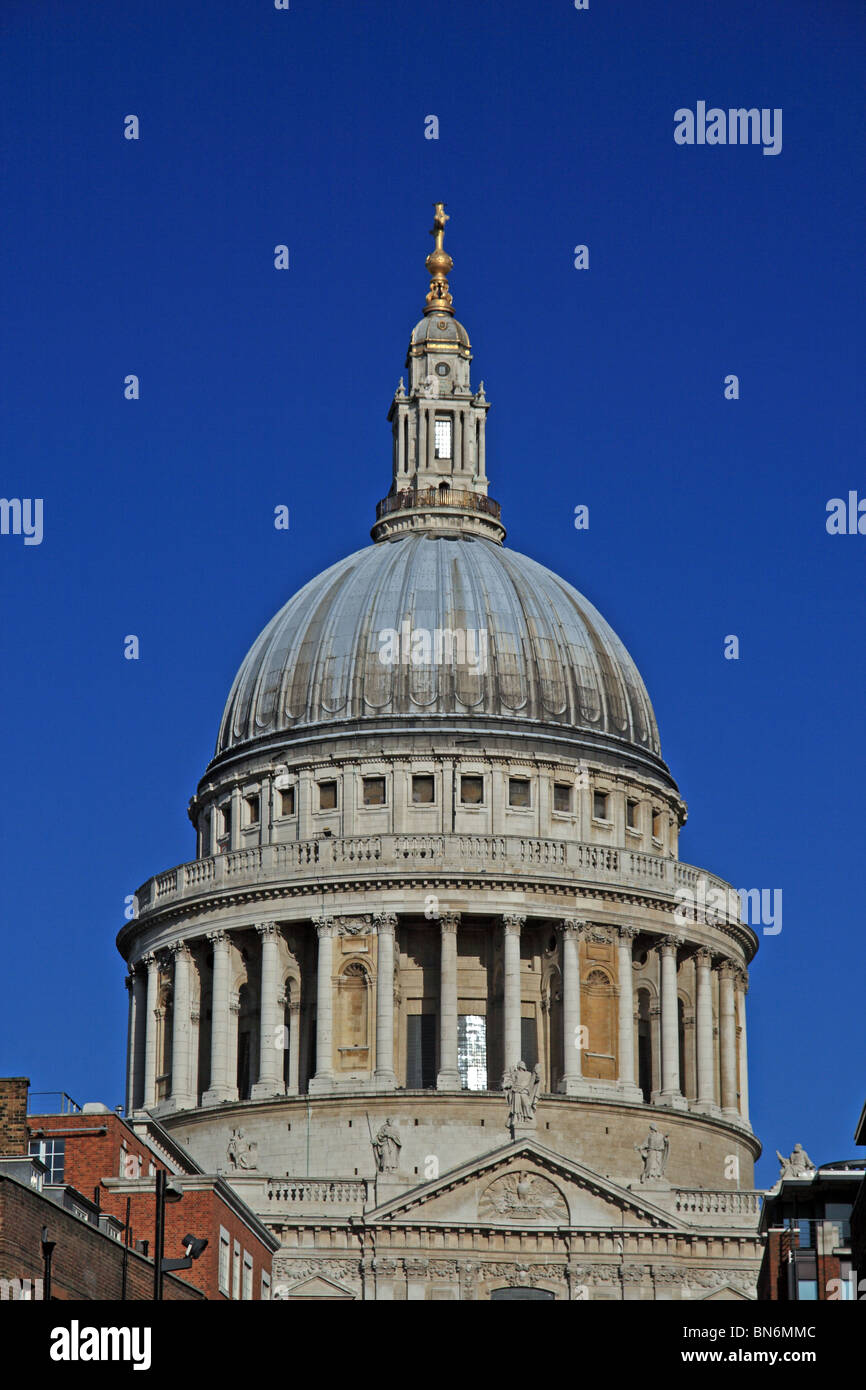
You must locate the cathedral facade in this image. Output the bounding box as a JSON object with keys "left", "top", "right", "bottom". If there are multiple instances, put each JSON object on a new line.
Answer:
{"left": 118, "top": 207, "right": 762, "bottom": 1301}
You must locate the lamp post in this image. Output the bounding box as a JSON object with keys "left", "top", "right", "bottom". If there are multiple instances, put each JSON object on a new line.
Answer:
{"left": 153, "top": 1170, "right": 183, "bottom": 1301}
{"left": 41, "top": 1226, "right": 55, "bottom": 1301}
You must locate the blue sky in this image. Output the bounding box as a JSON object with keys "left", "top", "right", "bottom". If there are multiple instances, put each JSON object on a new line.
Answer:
{"left": 1, "top": 0, "right": 863, "bottom": 1190}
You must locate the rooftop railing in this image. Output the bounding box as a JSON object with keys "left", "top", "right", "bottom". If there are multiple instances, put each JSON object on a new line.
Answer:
{"left": 376, "top": 487, "right": 501, "bottom": 520}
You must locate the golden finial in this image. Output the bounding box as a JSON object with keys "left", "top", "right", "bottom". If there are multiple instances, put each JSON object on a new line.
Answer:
{"left": 424, "top": 201, "right": 454, "bottom": 315}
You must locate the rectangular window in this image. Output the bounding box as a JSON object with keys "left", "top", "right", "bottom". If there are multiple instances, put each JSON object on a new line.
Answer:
{"left": 318, "top": 781, "right": 337, "bottom": 811}
{"left": 626, "top": 798, "right": 639, "bottom": 830}
{"left": 508, "top": 778, "right": 531, "bottom": 808}
{"left": 520, "top": 1017, "right": 539, "bottom": 1073}
{"left": 652, "top": 808, "right": 662, "bottom": 839}
{"left": 434, "top": 417, "right": 452, "bottom": 459}
{"left": 593, "top": 790, "right": 609, "bottom": 821}
{"left": 244, "top": 793, "right": 260, "bottom": 826}
{"left": 218, "top": 1228, "right": 230, "bottom": 1295}
{"left": 412, "top": 774, "right": 435, "bottom": 804}
{"left": 460, "top": 775, "right": 484, "bottom": 805}
{"left": 279, "top": 786, "right": 295, "bottom": 817}
{"left": 458, "top": 1015, "right": 488, "bottom": 1091}
{"left": 406, "top": 1013, "right": 437, "bottom": 1089}
{"left": 242, "top": 1251, "right": 253, "bottom": 1301}
{"left": 261, "top": 1272, "right": 271, "bottom": 1301}
{"left": 28, "top": 1139, "right": 65, "bottom": 1185}
{"left": 362, "top": 776, "right": 386, "bottom": 806}
{"left": 220, "top": 803, "right": 232, "bottom": 836}
{"left": 232, "top": 1240, "right": 241, "bottom": 1300}
{"left": 553, "top": 782, "right": 572, "bottom": 813}
{"left": 797, "top": 1279, "right": 818, "bottom": 1301}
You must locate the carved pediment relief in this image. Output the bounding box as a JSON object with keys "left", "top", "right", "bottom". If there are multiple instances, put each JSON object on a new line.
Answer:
{"left": 479, "top": 1171, "right": 568, "bottom": 1224}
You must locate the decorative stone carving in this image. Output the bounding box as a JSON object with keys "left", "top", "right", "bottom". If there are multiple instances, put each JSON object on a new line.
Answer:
{"left": 371, "top": 1117, "right": 401, "bottom": 1172}
{"left": 336, "top": 915, "right": 373, "bottom": 936}
{"left": 372, "top": 912, "right": 397, "bottom": 935}
{"left": 502, "top": 1060, "right": 541, "bottom": 1132}
{"left": 635, "top": 1123, "right": 670, "bottom": 1185}
{"left": 226, "top": 1127, "right": 258, "bottom": 1170}
{"left": 478, "top": 1171, "right": 569, "bottom": 1223}
{"left": 776, "top": 1143, "right": 816, "bottom": 1179}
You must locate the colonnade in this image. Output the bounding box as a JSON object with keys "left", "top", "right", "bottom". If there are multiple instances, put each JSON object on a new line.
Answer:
{"left": 125, "top": 916, "right": 750, "bottom": 1127}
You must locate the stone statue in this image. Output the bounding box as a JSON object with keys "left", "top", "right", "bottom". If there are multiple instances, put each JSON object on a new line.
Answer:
{"left": 372, "top": 1118, "right": 401, "bottom": 1173}
{"left": 502, "top": 1060, "right": 541, "bottom": 1127}
{"left": 776, "top": 1144, "right": 816, "bottom": 1179}
{"left": 227, "top": 1127, "right": 258, "bottom": 1171}
{"left": 635, "top": 1123, "right": 669, "bottom": 1183}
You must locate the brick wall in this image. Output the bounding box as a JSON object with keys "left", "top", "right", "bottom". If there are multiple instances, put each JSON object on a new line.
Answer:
{"left": 0, "top": 1176, "right": 202, "bottom": 1301}
{"left": 0, "top": 1078, "right": 30, "bottom": 1154}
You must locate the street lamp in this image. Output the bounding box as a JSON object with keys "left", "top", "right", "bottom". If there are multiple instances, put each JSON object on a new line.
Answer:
{"left": 153, "top": 1171, "right": 208, "bottom": 1300}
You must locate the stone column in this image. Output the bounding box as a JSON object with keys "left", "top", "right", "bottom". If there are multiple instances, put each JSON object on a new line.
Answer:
{"left": 374, "top": 913, "right": 398, "bottom": 1089}
{"left": 735, "top": 968, "right": 750, "bottom": 1125}
{"left": 125, "top": 969, "right": 146, "bottom": 1115}
{"left": 418, "top": 408, "right": 427, "bottom": 482}
{"left": 309, "top": 917, "right": 335, "bottom": 1092}
{"left": 252, "top": 923, "right": 285, "bottom": 1099}
{"left": 656, "top": 935, "right": 685, "bottom": 1107}
{"left": 142, "top": 954, "right": 159, "bottom": 1110}
{"left": 695, "top": 949, "right": 717, "bottom": 1112}
{"left": 169, "top": 943, "right": 194, "bottom": 1110}
{"left": 426, "top": 406, "right": 435, "bottom": 472}
{"left": 558, "top": 918, "right": 584, "bottom": 1095}
{"left": 436, "top": 912, "right": 461, "bottom": 1090}
{"left": 203, "top": 931, "right": 235, "bottom": 1105}
{"left": 503, "top": 915, "right": 525, "bottom": 1071}
{"left": 208, "top": 802, "right": 219, "bottom": 856}
{"left": 287, "top": 997, "right": 301, "bottom": 1095}
{"left": 719, "top": 959, "right": 739, "bottom": 1117}
{"left": 616, "top": 926, "right": 641, "bottom": 1100}
{"left": 478, "top": 413, "right": 487, "bottom": 480}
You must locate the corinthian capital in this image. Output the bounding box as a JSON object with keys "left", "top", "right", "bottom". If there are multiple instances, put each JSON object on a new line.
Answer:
{"left": 373, "top": 912, "right": 398, "bottom": 935}
{"left": 502, "top": 914, "right": 526, "bottom": 936}
{"left": 313, "top": 915, "right": 335, "bottom": 939}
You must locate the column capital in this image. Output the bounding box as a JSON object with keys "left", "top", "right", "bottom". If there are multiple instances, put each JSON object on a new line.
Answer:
{"left": 617, "top": 924, "right": 639, "bottom": 943}
{"left": 124, "top": 973, "right": 135, "bottom": 992}
{"left": 142, "top": 951, "right": 158, "bottom": 970}
{"left": 229, "top": 994, "right": 241, "bottom": 1016}
{"left": 373, "top": 912, "right": 398, "bottom": 935}
{"left": 257, "top": 921, "right": 279, "bottom": 942}
{"left": 694, "top": 947, "right": 714, "bottom": 968}
{"left": 170, "top": 940, "right": 192, "bottom": 961}
{"left": 313, "top": 915, "right": 335, "bottom": 939}
{"left": 717, "top": 956, "right": 738, "bottom": 980}
{"left": 503, "top": 914, "right": 526, "bottom": 935}
{"left": 207, "top": 930, "right": 230, "bottom": 950}
{"left": 558, "top": 917, "right": 586, "bottom": 937}
{"left": 734, "top": 966, "right": 749, "bottom": 992}
{"left": 657, "top": 933, "right": 684, "bottom": 957}
{"left": 439, "top": 911, "right": 460, "bottom": 934}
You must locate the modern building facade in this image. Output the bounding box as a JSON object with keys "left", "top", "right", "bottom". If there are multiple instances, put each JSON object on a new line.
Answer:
{"left": 117, "top": 206, "right": 763, "bottom": 1301}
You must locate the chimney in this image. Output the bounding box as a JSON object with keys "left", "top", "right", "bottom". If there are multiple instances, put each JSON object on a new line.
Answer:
{"left": 0, "top": 1078, "right": 30, "bottom": 1153}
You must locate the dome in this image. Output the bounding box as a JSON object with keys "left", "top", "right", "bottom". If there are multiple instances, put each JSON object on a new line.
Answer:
{"left": 214, "top": 533, "right": 662, "bottom": 763}
{"left": 409, "top": 315, "right": 471, "bottom": 349}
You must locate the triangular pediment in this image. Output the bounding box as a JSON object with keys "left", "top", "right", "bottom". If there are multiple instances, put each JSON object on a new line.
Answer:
{"left": 275, "top": 1274, "right": 357, "bottom": 1300}
{"left": 369, "top": 1138, "right": 682, "bottom": 1231}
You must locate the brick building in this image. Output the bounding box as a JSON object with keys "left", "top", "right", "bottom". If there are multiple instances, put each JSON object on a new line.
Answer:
{"left": 1, "top": 1078, "right": 279, "bottom": 1300}
{"left": 758, "top": 1157, "right": 864, "bottom": 1301}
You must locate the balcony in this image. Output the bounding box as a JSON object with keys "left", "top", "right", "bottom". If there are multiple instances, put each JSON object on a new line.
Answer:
{"left": 375, "top": 486, "right": 501, "bottom": 521}
{"left": 128, "top": 833, "right": 748, "bottom": 939}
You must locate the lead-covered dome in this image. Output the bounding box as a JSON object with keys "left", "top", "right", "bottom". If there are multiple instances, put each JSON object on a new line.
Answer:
{"left": 215, "top": 533, "right": 662, "bottom": 763}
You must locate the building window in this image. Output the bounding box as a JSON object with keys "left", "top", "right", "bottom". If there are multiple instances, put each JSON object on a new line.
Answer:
{"left": 520, "top": 1017, "right": 538, "bottom": 1073}
{"left": 279, "top": 786, "right": 295, "bottom": 817}
{"left": 592, "top": 790, "right": 609, "bottom": 821}
{"left": 261, "top": 1271, "right": 271, "bottom": 1300}
{"left": 220, "top": 803, "right": 232, "bottom": 837}
{"left": 508, "top": 778, "right": 531, "bottom": 808}
{"left": 232, "top": 1240, "right": 241, "bottom": 1300}
{"left": 412, "top": 774, "right": 435, "bottom": 804}
{"left": 652, "top": 808, "right": 662, "bottom": 839}
{"left": 434, "top": 417, "right": 452, "bottom": 459}
{"left": 242, "top": 1250, "right": 253, "bottom": 1301}
{"left": 244, "top": 793, "right": 260, "bottom": 826}
{"left": 218, "top": 1228, "right": 230, "bottom": 1295}
{"left": 458, "top": 1015, "right": 488, "bottom": 1091}
{"left": 406, "top": 1014, "right": 437, "bottom": 1089}
{"left": 318, "top": 781, "right": 337, "bottom": 811}
{"left": 626, "top": 799, "right": 639, "bottom": 831}
{"left": 796, "top": 1279, "right": 818, "bottom": 1301}
{"left": 553, "top": 782, "right": 572, "bottom": 813}
{"left": 28, "top": 1139, "right": 65, "bottom": 1185}
{"left": 460, "top": 775, "right": 484, "bottom": 805}
{"left": 362, "top": 776, "right": 386, "bottom": 806}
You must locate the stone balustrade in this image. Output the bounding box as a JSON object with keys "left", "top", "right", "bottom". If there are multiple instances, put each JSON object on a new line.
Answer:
{"left": 136, "top": 834, "right": 745, "bottom": 927}
{"left": 267, "top": 1178, "right": 370, "bottom": 1209}
{"left": 674, "top": 1189, "right": 762, "bottom": 1218}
